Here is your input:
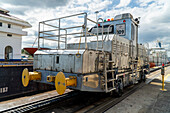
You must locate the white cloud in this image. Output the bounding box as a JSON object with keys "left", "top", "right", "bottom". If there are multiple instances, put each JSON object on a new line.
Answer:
{"left": 137, "top": 0, "right": 156, "bottom": 7}
{"left": 1, "top": 0, "right": 170, "bottom": 56}
{"left": 87, "top": 0, "right": 112, "bottom": 12}
{"left": 115, "top": 0, "right": 131, "bottom": 8}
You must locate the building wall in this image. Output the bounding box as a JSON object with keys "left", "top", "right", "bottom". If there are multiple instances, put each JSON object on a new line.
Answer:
{"left": 0, "top": 8, "right": 31, "bottom": 61}
{"left": 0, "top": 21, "right": 22, "bottom": 30}
{"left": 0, "top": 22, "right": 22, "bottom": 61}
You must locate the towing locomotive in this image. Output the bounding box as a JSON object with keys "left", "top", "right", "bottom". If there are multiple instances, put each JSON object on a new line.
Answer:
{"left": 22, "top": 13, "right": 149, "bottom": 96}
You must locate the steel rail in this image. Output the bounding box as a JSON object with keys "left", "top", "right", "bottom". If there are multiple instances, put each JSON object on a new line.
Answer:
{"left": 1, "top": 91, "right": 79, "bottom": 113}
{"left": 85, "top": 82, "right": 145, "bottom": 113}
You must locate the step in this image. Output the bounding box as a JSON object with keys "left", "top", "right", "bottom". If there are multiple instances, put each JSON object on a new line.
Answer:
{"left": 107, "top": 70, "right": 115, "bottom": 72}
{"left": 99, "top": 60, "right": 104, "bottom": 63}
{"left": 97, "top": 47, "right": 103, "bottom": 49}
{"left": 107, "top": 78, "right": 115, "bottom": 82}
{"left": 108, "top": 60, "right": 114, "bottom": 63}
{"left": 131, "top": 74, "right": 137, "bottom": 77}
{"left": 102, "top": 83, "right": 106, "bottom": 86}
{"left": 107, "top": 88, "right": 116, "bottom": 92}
{"left": 101, "top": 78, "right": 115, "bottom": 83}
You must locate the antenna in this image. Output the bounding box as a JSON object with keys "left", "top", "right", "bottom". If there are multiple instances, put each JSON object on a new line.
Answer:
{"left": 95, "top": 11, "right": 99, "bottom": 22}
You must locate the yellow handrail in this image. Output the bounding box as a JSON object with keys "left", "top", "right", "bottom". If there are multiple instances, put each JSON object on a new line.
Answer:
{"left": 76, "top": 30, "right": 83, "bottom": 58}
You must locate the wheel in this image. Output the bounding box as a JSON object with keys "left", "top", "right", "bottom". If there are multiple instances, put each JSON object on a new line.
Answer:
{"left": 115, "top": 79, "right": 123, "bottom": 97}
{"left": 138, "top": 71, "right": 142, "bottom": 83}
{"left": 142, "top": 70, "right": 146, "bottom": 82}
{"left": 142, "top": 73, "right": 146, "bottom": 82}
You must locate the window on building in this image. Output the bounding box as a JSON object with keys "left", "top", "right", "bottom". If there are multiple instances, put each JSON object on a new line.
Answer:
{"left": 0, "top": 22, "right": 2, "bottom": 27}
{"left": 8, "top": 24, "right": 11, "bottom": 28}
{"left": 5, "top": 46, "right": 13, "bottom": 60}
{"left": 7, "top": 34, "right": 12, "bottom": 37}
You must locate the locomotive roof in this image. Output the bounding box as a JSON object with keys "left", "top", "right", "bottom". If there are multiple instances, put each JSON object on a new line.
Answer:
{"left": 34, "top": 49, "right": 85, "bottom": 55}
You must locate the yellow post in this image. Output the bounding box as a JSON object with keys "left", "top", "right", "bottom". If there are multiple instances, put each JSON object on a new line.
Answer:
{"left": 160, "top": 64, "right": 167, "bottom": 91}
{"left": 162, "top": 74, "right": 164, "bottom": 91}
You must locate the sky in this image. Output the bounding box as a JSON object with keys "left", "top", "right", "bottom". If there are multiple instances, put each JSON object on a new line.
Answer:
{"left": 0, "top": 0, "right": 170, "bottom": 54}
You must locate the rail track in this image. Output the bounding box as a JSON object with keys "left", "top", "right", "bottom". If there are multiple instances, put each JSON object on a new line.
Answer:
{"left": 82, "top": 83, "right": 145, "bottom": 113}
{"left": 1, "top": 66, "right": 169, "bottom": 113}
{"left": 1, "top": 91, "right": 79, "bottom": 113}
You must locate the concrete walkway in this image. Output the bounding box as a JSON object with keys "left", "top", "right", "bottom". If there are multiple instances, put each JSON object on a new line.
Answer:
{"left": 106, "top": 70, "right": 170, "bottom": 113}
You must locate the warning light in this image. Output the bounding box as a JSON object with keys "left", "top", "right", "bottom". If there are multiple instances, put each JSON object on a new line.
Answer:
{"left": 107, "top": 19, "right": 110, "bottom": 21}
{"left": 111, "top": 18, "right": 114, "bottom": 21}
{"left": 104, "top": 20, "right": 106, "bottom": 22}
{"left": 162, "top": 63, "right": 164, "bottom": 67}
{"left": 98, "top": 24, "right": 100, "bottom": 26}
{"left": 123, "top": 20, "right": 126, "bottom": 22}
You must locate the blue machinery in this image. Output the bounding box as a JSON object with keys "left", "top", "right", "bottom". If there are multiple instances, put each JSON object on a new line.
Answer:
{"left": 22, "top": 13, "right": 149, "bottom": 95}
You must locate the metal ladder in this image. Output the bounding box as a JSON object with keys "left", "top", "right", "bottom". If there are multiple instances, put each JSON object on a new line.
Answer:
{"left": 130, "top": 41, "right": 138, "bottom": 84}
{"left": 100, "top": 51, "right": 116, "bottom": 93}
{"left": 100, "top": 34, "right": 118, "bottom": 93}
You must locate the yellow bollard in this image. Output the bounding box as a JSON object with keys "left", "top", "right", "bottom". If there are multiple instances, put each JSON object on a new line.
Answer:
{"left": 160, "top": 64, "right": 167, "bottom": 91}
{"left": 162, "top": 74, "right": 164, "bottom": 91}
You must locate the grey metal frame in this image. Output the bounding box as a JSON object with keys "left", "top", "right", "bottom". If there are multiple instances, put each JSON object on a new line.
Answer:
{"left": 37, "top": 12, "right": 105, "bottom": 51}
{"left": 38, "top": 13, "right": 87, "bottom": 49}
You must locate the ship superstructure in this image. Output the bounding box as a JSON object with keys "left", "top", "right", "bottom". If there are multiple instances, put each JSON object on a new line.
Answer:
{"left": 149, "top": 41, "right": 168, "bottom": 67}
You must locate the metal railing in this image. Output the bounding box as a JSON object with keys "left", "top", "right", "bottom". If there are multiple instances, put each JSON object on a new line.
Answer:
{"left": 38, "top": 13, "right": 87, "bottom": 49}
{"left": 37, "top": 12, "right": 105, "bottom": 51}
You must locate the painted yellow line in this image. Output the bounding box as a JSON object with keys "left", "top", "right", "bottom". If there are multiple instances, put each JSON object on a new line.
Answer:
{"left": 0, "top": 65, "right": 33, "bottom": 67}
{"left": 150, "top": 82, "right": 164, "bottom": 86}
{"left": 0, "top": 61, "right": 33, "bottom": 63}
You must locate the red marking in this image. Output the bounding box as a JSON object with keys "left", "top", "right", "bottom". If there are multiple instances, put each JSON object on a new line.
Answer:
{"left": 149, "top": 62, "right": 155, "bottom": 68}
{"left": 24, "top": 48, "right": 50, "bottom": 56}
